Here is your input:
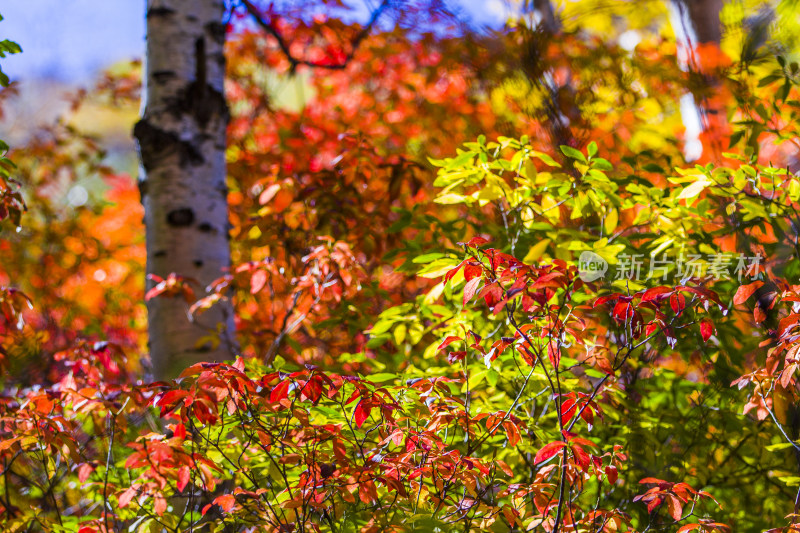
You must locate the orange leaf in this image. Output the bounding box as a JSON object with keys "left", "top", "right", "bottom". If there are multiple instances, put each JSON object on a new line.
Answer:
{"left": 733, "top": 281, "right": 763, "bottom": 305}
{"left": 214, "top": 494, "right": 236, "bottom": 513}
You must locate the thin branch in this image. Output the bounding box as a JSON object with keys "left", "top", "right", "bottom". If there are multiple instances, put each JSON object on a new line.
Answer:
{"left": 240, "top": 0, "right": 392, "bottom": 72}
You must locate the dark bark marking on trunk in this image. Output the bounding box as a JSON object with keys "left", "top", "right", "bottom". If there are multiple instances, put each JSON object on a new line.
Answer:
{"left": 152, "top": 70, "right": 177, "bottom": 84}
{"left": 198, "top": 222, "right": 213, "bottom": 233}
{"left": 193, "top": 259, "right": 204, "bottom": 268}
{"left": 166, "top": 208, "right": 195, "bottom": 227}
{"left": 180, "top": 83, "right": 227, "bottom": 127}
{"left": 195, "top": 37, "right": 207, "bottom": 90}
{"left": 154, "top": 250, "right": 167, "bottom": 258}
{"left": 205, "top": 21, "right": 226, "bottom": 44}
{"left": 133, "top": 120, "right": 205, "bottom": 171}
{"left": 173, "top": 37, "right": 228, "bottom": 127}
{"left": 147, "top": 6, "right": 176, "bottom": 17}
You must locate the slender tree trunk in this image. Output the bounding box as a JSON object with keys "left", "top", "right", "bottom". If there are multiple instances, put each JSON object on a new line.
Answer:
{"left": 532, "top": 0, "right": 559, "bottom": 34}
{"left": 675, "top": 0, "right": 723, "bottom": 47}
{"left": 134, "top": 0, "right": 236, "bottom": 379}
{"left": 521, "top": 0, "right": 578, "bottom": 151}
{"left": 670, "top": 0, "right": 724, "bottom": 159}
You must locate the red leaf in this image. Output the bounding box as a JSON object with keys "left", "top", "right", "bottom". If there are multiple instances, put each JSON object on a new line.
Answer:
{"left": 667, "top": 494, "right": 683, "bottom": 520}
{"left": 354, "top": 400, "right": 371, "bottom": 428}
{"left": 613, "top": 300, "right": 633, "bottom": 321}
{"left": 466, "top": 236, "right": 490, "bottom": 247}
{"left": 154, "top": 493, "right": 167, "bottom": 516}
{"left": 77, "top": 463, "right": 94, "bottom": 483}
{"left": 463, "top": 277, "right": 482, "bottom": 306}
{"left": 157, "top": 390, "right": 190, "bottom": 417}
{"left": 605, "top": 465, "right": 618, "bottom": 484}
{"left": 444, "top": 261, "right": 466, "bottom": 282}
{"left": 547, "top": 340, "right": 561, "bottom": 367}
{"left": 144, "top": 285, "right": 164, "bottom": 301}
{"left": 503, "top": 420, "right": 521, "bottom": 447}
{"left": 593, "top": 293, "right": 620, "bottom": 308}
{"left": 118, "top": 486, "right": 137, "bottom": 508}
{"left": 177, "top": 465, "right": 191, "bottom": 492}
{"left": 447, "top": 350, "right": 466, "bottom": 364}
{"left": 641, "top": 286, "right": 674, "bottom": 302}
{"left": 437, "top": 336, "right": 461, "bottom": 351}
{"left": 270, "top": 380, "right": 291, "bottom": 402}
{"left": 250, "top": 269, "right": 267, "bottom": 294}
{"left": 733, "top": 280, "right": 764, "bottom": 305}
{"left": 670, "top": 293, "right": 685, "bottom": 314}
{"left": 560, "top": 397, "right": 577, "bottom": 426}
{"left": 481, "top": 283, "right": 503, "bottom": 310}
{"left": 700, "top": 318, "right": 714, "bottom": 342}
{"left": 778, "top": 313, "right": 800, "bottom": 338}
{"left": 464, "top": 263, "right": 482, "bottom": 281}
{"left": 534, "top": 441, "right": 567, "bottom": 464}
{"left": 571, "top": 444, "right": 590, "bottom": 471}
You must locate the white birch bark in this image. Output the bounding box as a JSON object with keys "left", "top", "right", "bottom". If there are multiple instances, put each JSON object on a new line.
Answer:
{"left": 134, "top": 0, "right": 236, "bottom": 379}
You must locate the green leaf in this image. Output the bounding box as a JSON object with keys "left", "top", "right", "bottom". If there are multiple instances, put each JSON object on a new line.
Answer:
{"left": 366, "top": 335, "right": 390, "bottom": 348}
{"left": 560, "top": 145, "right": 586, "bottom": 163}
{"left": 532, "top": 151, "right": 561, "bottom": 167}
{"left": 445, "top": 151, "right": 477, "bottom": 170}
{"left": 766, "top": 442, "right": 796, "bottom": 452}
{"left": 728, "top": 130, "right": 745, "bottom": 149}
{"left": 365, "top": 373, "right": 397, "bottom": 383}
{"left": 591, "top": 158, "right": 613, "bottom": 170}
{"left": 412, "top": 253, "right": 445, "bottom": 264}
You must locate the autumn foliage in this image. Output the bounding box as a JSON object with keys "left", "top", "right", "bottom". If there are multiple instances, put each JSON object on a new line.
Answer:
{"left": 1, "top": 2, "right": 800, "bottom": 532}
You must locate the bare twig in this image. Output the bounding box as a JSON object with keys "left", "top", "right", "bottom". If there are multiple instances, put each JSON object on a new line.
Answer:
{"left": 240, "top": 0, "right": 392, "bottom": 72}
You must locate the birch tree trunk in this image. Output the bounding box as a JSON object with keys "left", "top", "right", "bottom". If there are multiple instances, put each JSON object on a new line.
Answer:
{"left": 134, "top": 0, "right": 236, "bottom": 379}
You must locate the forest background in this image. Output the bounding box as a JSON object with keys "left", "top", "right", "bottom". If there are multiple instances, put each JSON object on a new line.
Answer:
{"left": 0, "top": 0, "right": 800, "bottom": 532}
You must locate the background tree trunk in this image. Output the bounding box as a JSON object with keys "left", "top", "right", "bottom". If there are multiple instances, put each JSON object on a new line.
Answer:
{"left": 670, "top": 0, "right": 724, "bottom": 159}
{"left": 677, "top": 0, "right": 723, "bottom": 46}
{"left": 134, "top": 0, "right": 236, "bottom": 379}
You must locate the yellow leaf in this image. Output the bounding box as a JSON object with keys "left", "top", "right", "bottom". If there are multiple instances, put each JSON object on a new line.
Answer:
{"left": 393, "top": 323, "right": 407, "bottom": 345}
{"left": 523, "top": 239, "right": 551, "bottom": 262}
{"left": 541, "top": 195, "right": 560, "bottom": 221}
{"left": 604, "top": 208, "right": 618, "bottom": 235}
{"left": 424, "top": 281, "right": 445, "bottom": 304}
{"left": 435, "top": 193, "right": 468, "bottom": 205}
{"left": 677, "top": 177, "right": 711, "bottom": 201}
